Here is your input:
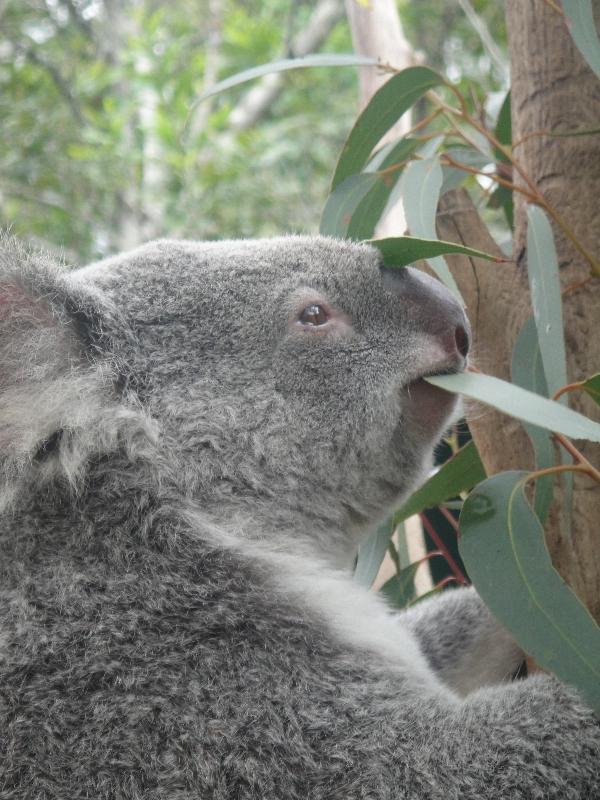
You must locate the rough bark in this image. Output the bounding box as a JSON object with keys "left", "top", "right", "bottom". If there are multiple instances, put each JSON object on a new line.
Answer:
{"left": 439, "top": 2, "right": 600, "bottom": 618}
{"left": 505, "top": 0, "right": 600, "bottom": 618}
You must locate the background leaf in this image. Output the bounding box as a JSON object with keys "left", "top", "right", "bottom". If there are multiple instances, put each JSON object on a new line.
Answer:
{"left": 526, "top": 205, "right": 568, "bottom": 400}
{"left": 393, "top": 441, "right": 485, "bottom": 525}
{"left": 320, "top": 174, "right": 379, "bottom": 237}
{"left": 511, "top": 315, "right": 555, "bottom": 523}
{"left": 193, "top": 54, "right": 378, "bottom": 102}
{"left": 401, "top": 155, "right": 461, "bottom": 299}
{"left": 331, "top": 66, "right": 444, "bottom": 189}
{"left": 380, "top": 560, "right": 421, "bottom": 608}
{"left": 581, "top": 373, "right": 600, "bottom": 408}
{"left": 320, "top": 138, "right": 421, "bottom": 239}
{"left": 426, "top": 372, "right": 600, "bottom": 442}
{"left": 354, "top": 517, "right": 394, "bottom": 589}
{"left": 493, "top": 90, "right": 512, "bottom": 161}
{"left": 562, "top": 0, "right": 600, "bottom": 80}
{"left": 460, "top": 471, "right": 600, "bottom": 713}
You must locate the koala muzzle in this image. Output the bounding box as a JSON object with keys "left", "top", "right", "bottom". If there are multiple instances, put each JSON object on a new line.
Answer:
{"left": 381, "top": 265, "right": 471, "bottom": 374}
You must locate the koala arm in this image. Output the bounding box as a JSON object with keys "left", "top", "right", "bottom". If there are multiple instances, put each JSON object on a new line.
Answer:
{"left": 399, "top": 585, "right": 525, "bottom": 695}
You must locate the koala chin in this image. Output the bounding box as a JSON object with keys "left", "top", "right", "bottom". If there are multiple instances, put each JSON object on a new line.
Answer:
{"left": 0, "top": 234, "right": 598, "bottom": 799}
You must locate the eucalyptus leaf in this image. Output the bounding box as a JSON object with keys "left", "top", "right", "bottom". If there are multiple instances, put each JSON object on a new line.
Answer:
{"left": 332, "top": 66, "right": 444, "bottom": 189}
{"left": 393, "top": 441, "right": 485, "bottom": 525}
{"left": 354, "top": 517, "right": 394, "bottom": 589}
{"left": 526, "top": 205, "right": 568, "bottom": 400}
{"left": 460, "top": 471, "right": 600, "bottom": 713}
{"left": 369, "top": 236, "right": 503, "bottom": 270}
{"left": 380, "top": 560, "right": 421, "bottom": 609}
{"left": 562, "top": 0, "right": 600, "bottom": 80}
{"left": 494, "top": 90, "right": 511, "bottom": 162}
{"left": 511, "top": 315, "right": 555, "bottom": 524}
{"left": 320, "top": 174, "right": 379, "bottom": 238}
{"left": 401, "top": 156, "right": 461, "bottom": 300}
{"left": 193, "top": 54, "right": 378, "bottom": 102}
{"left": 426, "top": 372, "right": 600, "bottom": 443}
{"left": 581, "top": 373, "right": 600, "bottom": 408}
{"left": 348, "top": 139, "right": 421, "bottom": 240}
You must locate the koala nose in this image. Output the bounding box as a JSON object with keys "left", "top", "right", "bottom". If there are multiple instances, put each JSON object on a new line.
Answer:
{"left": 381, "top": 265, "right": 471, "bottom": 367}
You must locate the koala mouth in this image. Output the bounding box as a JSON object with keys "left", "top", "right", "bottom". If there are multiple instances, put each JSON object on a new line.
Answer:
{"left": 404, "top": 366, "right": 464, "bottom": 435}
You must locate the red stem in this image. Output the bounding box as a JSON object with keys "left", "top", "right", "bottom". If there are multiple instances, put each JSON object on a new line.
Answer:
{"left": 419, "top": 513, "right": 468, "bottom": 585}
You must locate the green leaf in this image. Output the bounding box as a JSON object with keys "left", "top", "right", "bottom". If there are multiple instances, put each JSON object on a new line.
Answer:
{"left": 348, "top": 138, "right": 421, "bottom": 240}
{"left": 562, "top": 0, "right": 600, "bottom": 80}
{"left": 401, "top": 156, "right": 461, "bottom": 300}
{"left": 526, "top": 205, "right": 568, "bottom": 400}
{"left": 380, "top": 560, "right": 420, "bottom": 609}
{"left": 320, "top": 174, "right": 379, "bottom": 237}
{"left": 440, "top": 147, "right": 492, "bottom": 195}
{"left": 581, "top": 373, "right": 600, "bottom": 408}
{"left": 354, "top": 517, "right": 393, "bottom": 589}
{"left": 193, "top": 54, "right": 378, "bottom": 102}
{"left": 331, "top": 66, "right": 444, "bottom": 190}
{"left": 320, "top": 139, "right": 421, "bottom": 240}
{"left": 368, "top": 236, "right": 503, "bottom": 269}
{"left": 426, "top": 372, "right": 600, "bottom": 443}
{"left": 460, "top": 471, "right": 600, "bottom": 713}
{"left": 511, "top": 315, "right": 555, "bottom": 524}
{"left": 393, "top": 441, "right": 485, "bottom": 525}
{"left": 494, "top": 90, "right": 511, "bottom": 162}
{"left": 488, "top": 184, "right": 514, "bottom": 230}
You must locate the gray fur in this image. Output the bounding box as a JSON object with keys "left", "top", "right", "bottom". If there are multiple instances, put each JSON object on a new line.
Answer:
{"left": 0, "top": 235, "right": 598, "bottom": 799}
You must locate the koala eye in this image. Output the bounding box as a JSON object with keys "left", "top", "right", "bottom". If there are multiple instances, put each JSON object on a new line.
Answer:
{"left": 298, "top": 304, "right": 329, "bottom": 326}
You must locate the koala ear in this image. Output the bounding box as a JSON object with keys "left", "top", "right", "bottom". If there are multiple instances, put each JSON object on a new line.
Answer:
{"left": 0, "top": 238, "right": 118, "bottom": 507}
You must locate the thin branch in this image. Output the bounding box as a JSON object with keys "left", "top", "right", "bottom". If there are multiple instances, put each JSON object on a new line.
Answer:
{"left": 419, "top": 512, "right": 468, "bottom": 585}
{"left": 553, "top": 433, "right": 600, "bottom": 484}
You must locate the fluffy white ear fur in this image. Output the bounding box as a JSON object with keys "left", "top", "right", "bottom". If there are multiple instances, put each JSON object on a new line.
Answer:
{"left": 0, "top": 241, "right": 157, "bottom": 512}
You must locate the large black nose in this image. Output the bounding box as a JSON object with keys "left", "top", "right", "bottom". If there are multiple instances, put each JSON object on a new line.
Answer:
{"left": 381, "top": 265, "right": 471, "bottom": 366}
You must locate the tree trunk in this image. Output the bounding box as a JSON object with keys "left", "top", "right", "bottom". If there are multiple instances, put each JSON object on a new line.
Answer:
{"left": 442, "top": 1, "right": 600, "bottom": 619}
{"left": 506, "top": 1, "right": 600, "bottom": 617}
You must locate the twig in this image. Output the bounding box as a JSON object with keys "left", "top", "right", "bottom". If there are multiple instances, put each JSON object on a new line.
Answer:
{"left": 419, "top": 513, "right": 468, "bottom": 585}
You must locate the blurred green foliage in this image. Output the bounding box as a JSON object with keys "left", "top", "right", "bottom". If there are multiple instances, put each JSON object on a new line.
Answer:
{"left": 0, "top": 0, "right": 506, "bottom": 263}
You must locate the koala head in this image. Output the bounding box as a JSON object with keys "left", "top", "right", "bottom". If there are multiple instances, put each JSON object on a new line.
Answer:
{"left": 0, "top": 236, "right": 468, "bottom": 566}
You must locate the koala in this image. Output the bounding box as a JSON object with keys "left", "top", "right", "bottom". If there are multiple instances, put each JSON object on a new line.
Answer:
{"left": 0, "top": 234, "right": 598, "bottom": 799}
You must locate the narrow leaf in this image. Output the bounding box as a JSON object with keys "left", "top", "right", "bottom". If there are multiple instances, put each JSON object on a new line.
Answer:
{"left": 354, "top": 517, "right": 393, "bottom": 589}
{"left": 562, "top": 0, "right": 600, "bottom": 80}
{"left": 320, "top": 174, "right": 379, "bottom": 237}
{"left": 511, "top": 315, "right": 555, "bottom": 523}
{"left": 526, "top": 205, "right": 568, "bottom": 399}
{"left": 494, "top": 90, "right": 512, "bottom": 162}
{"left": 401, "top": 156, "right": 461, "bottom": 299}
{"left": 393, "top": 441, "right": 485, "bottom": 525}
{"left": 321, "top": 138, "right": 421, "bottom": 241}
{"left": 380, "top": 560, "right": 420, "bottom": 609}
{"left": 426, "top": 372, "right": 600, "bottom": 442}
{"left": 581, "top": 373, "right": 600, "bottom": 408}
{"left": 460, "top": 471, "right": 600, "bottom": 713}
{"left": 369, "top": 236, "right": 502, "bottom": 269}
{"left": 332, "top": 66, "right": 444, "bottom": 189}
{"left": 194, "top": 54, "right": 378, "bottom": 102}
{"left": 347, "top": 138, "right": 421, "bottom": 240}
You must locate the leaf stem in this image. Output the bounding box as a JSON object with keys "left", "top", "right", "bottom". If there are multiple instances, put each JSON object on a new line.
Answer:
{"left": 553, "top": 433, "right": 600, "bottom": 484}
{"left": 419, "top": 512, "right": 468, "bottom": 584}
